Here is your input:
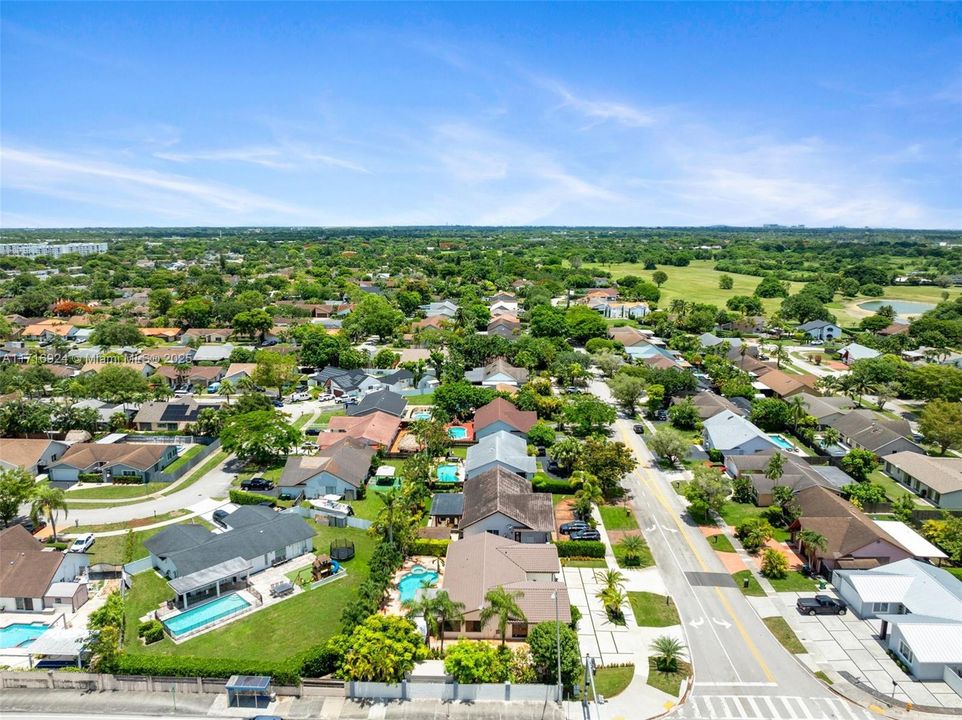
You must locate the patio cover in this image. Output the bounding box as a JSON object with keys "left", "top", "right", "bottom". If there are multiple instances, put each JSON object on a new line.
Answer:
{"left": 168, "top": 557, "right": 252, "bottom": 595}
{"left": 27, "top": 626, "right": 87, "bottom": 658}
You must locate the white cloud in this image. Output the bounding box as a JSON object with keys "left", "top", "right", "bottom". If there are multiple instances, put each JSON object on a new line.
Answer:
{"left": 542, "top": 80, "right": 657, "bottom": 128}
{"left": 155, "top": 143, "right": 371, "bottom": 174}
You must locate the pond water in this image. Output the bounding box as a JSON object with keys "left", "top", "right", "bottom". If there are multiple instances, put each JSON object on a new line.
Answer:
{"left": 858, "top": 300, "right": 935, "bottom": 320}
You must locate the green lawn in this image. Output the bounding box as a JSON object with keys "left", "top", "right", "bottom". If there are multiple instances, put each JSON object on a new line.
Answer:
{"left": 588, "top": 664, "right": 634, "bottom": 700}
{"left": 66, "top": 482, "right": 167, "bottom": 500}
{"left": 449, "top": 446, "right": 467, "bottom": 459}
{"left": 89, "top": 519, "right": 212, "bottom": 566}
{"left": 315, "top": 408, "right": 346, "bottom": 427}
{"left": 236, "top": 461, "right": 286, "bottom": 485}
{"left": 763, "top": 616, "right": 806, "bottom": 654}
{"left": 163, "top": 444, "right": 204, "bottom": 474}
{"left": 768, "top": 570, "right": 820, "bottom": 593}
{"left": 718, "top": 503, "right": 790, "bottom": 541}
{"left": 404, "top": 393, "right": 434, "bottom": 405}
{"left": 707, "top": 533, "right": 736, "bottom": 553}
{"left": 561, "top": 558, "right": 608, "bottom": 568}
{"left": 732, "top": 570, "right": 765, "bottom": 597}
{"left": 598, "top": 503, "right": 639, "bottom": 531}
{"left": 292, "top": 412, "right": 315, "bottom": 429}
{"left": 628, "top": 591, "right": 681, "bottom": 627}
{"left": 646, "top": 658, "right": 691, "bottom": 697}
{"left": 613, "top": 535, "right": 655, "bottom": 569}
{"left": 868, "top": 470, "right": 926, "bottom": 507}
{"left": 161, "top": 450, "right": 228, "bottom": 496}
{"left": 348, "top": 492, "right": 384, "bottom": 520}
{"left": 946, "top": 568, "right": 962, "bottom": 584}
{"left": 73, "top": 510, "right": 190, "bottom": 535}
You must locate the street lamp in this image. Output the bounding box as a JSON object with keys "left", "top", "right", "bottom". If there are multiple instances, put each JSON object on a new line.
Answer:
{"left": 551, "top": 590, "right": 561, "bottom": 704}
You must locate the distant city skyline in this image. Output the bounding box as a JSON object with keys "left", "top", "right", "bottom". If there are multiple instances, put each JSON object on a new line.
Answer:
{"left": 1, "top": 2, "right": 960, "bottom": 229}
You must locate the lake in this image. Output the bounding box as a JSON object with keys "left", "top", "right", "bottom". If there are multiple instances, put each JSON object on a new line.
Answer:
{"left": 858, "top": 299, "right": 935, "bottom": 320}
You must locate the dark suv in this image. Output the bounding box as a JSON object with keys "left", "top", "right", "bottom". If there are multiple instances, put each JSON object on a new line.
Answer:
{"left": 569, "top": 528, "right": 602, "bottom": 542}
{"left": 559, "top": 520, "right": 590, "bottom": 535}
{"left": 796, "top": 595, "right": 847, "bottom": 616}
{"left": 241, "top": 477, "right": 274, "bottom": 491}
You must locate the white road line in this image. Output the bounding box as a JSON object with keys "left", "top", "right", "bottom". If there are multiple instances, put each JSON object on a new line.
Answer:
{"left": 695, "top": 682, "right": 777, "bottom": 687}
{"left": 789, "top": 696, "right": 814, "bottom": 719}
{"left": 744, "top": 695, "right": 762, "bottom": 718}
{"left": 760, "top": 695, "right": 780, "bottom": 718}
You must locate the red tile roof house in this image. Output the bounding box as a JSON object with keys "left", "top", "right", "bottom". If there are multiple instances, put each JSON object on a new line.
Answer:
{"left": 317, "top": 411, "right": 401, "bottom": 451}
{"left": 473, "top": 397, "right": 537, "bottom": 440}
{"left": 0, "top": 525, "right": 90, "bottom": 613}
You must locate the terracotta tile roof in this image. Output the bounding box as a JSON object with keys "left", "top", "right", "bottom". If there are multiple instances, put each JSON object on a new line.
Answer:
{"left": 322, "top": 411, "right": 401, "bottom": 448}
{"left": 473, "top": 398, "right": 537, "bottom": 434}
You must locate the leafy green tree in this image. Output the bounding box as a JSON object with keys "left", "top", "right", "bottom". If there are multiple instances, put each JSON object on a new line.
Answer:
{"left": 731, "top": 474, "right": 756, "bottom": 504}
{"left": 750, "top": 398, "right": 791, "bottom": 431}
{"left": 618, "top": 535, "right": 649, "bottom": 567}
{"left": 565, "top": 306, "right": 608, "bottom": 343}
{"left": 843, "top": 482, "right": 887, "bottom": 509}
{"left": 30, "top": 481, "right": 67, "bottom": 541}
{"left": 172, "top": 296, "right": 214, "bottom": 327}
{"left": 892, "top": 493, "right": 915, "bottom": 523}
{"left": 548, "top": 437, "right": 583, "bottom": 474}
{"left": 608, "top": 373, "right": 645, "bottom": 414}
{"left": 342, "top": 294, "right": 404, "bottom": 342}
{"left": 232, "top": 309, "right": 273, "bottom": 340}
{"left": 0, "top": 400, "right": 52, "bottom": 437}
{"left": 372, "top": 348, "right": 400, "bottom": 369}
{"left": 595, "top": 352, "right": 625, "bottom": 378}
{"left": 684, "top": 465, "right": 731, "bottom": 521}
{"left": 89, "top": 366, "right": 150, "bottom": 404}
{"left": 148, "top": 289, "right": 174, "bottom": 317}
{"left": 90, "top": 321, "right": 144, "bottom": 347}
{"left": 736, "top": 517, "right": 774, "bottom": 553}
{"left": 529, "top": 305, "right": 569, "bottom": 339}
{"left": 443, "top": 641, "right": 509, "bottom": 683}
{"left": 432, "top": 382, "right": 495, "bottom": 421}
{"left": 479, "top": 586, "right": 526, "bottom": 647}
{"left": 668, "top": 399, "right": 699, "bottom": 430}
{"left": 51, "top": 404, "right": 99, "bottom": 434}
{"left": 528, "top": 621, "right": 582, "bottom": 692}
{"left": 576, "top": 438, "right": 638, "bottom": 498}
{"left": 719, "top": 274, "right": 734, "bottom": 290}
{"left": 338, "top": 615, "right": 428, "bottom": 682}
{"left": 253, "top": 351, "right": 298, "bottom": 399}
{"left": 766, "top": 453, "right": 785, "bottom": 484}
{"left": 797, "top": 529, "right": 828, "bottom": 566}
{"left": 760, "top": 548, "right": 789, "bottom": 579}
{"left": 291, "top": 324, "right": 344, "bottom": 367}
{"left": 645, "top": 383, "right": 665, "bottom": 414}
{"left": 563, "top": 394, "right": 616, "bottom": 436}
{"left": 904, "top": 364, "right": 962, "bottom": 402}
{"left": 754, "top": 276, "right": 790, "bottom": 298}
{"left": 919, "top": 399, "right": 962, "bottom": 454}
{"left": 652, "top": 270, "right": 668, "bottom": 287}
{"left": 921, "top": 513, "right": 962, "bottom": 563}
{"left": 527, "top": 420, "right": 556, "bottom": 448}
{"left": 0, "top": 467, "right": 36, "bottom": 527}
{"left": 648, "top": 427, "right": 689, "bottom": 465}
{"left": 841, "top": 448, "right": 879, "bottom": 483}
{"left": 219, "top": 410, "right": 301, "bottom": 466}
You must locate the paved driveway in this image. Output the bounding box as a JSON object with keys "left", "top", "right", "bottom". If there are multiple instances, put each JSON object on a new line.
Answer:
{"left": 774, "top": 591, "right": 962, "bottom": 709}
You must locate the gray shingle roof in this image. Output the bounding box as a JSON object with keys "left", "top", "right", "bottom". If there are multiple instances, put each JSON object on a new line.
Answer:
{"left": 461, "top": 467, "right": 554, "bottom": 533}
{"left": 430, "top": 493, "right": 465, "bottom": 517}
{"left": 346, "top": 389, "right": 408, "bottom": 417}
{"left": 465, "top": 431, "right": 537, "bottom": 476}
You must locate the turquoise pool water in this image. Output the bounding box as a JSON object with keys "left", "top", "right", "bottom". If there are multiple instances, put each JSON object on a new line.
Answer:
{"left": 412, "top": 411, "right": 432, "bottom": 421}
{"left": 448, "top": 426, "right": 468, "bottom": 440}
{"left": 163, "top": 593, "right": 251, "bottom": 637}
{"left": 858, "top": 300, "right": 935, "bottom": 320}
{"left": 398, "top": 565, "right": 439, "bottom": 603}
{"left": 768, "top": 434, "right": 795, "bottom": 450}
{"left": 437, "top": 463, "right": 459, "bottom": 483}
{"left": 0, "top": 622, "right": 48, "bottom": 649}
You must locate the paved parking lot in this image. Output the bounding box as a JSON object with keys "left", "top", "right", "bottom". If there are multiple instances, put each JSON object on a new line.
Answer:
{"left": 774, "top": 591, "right": 962, "bottom": 708}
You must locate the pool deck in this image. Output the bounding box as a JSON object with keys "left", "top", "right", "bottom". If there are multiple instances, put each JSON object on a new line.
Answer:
{"left": 384, "top": 555, "right": 446, "bottom": 616}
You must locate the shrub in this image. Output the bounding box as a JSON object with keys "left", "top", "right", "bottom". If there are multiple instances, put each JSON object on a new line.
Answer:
{"left": 554, "top": 540, "right": 606, "bottom": 558}
{"left": 409, "top": 539, "right": 449, "bottom": 557}
{"left": 140, "top": 620, "right": 164, "bottom": 645}
{"left": 112, "top": 476, "right": 148, "bottom": 485}
{"left": 229, "top": 488, "right": 275, "bottom": 506}
{"left": 111, "top": 653, "right": 300, "bottom": 685}
{"left": 569, "top": 604, "right": 582, "bottom": 630}
{"left": 444, "top": 640, "right": 509, "bottom": 683}
{"left": 760, "top": 548, "right": 789, "bottom": 579}
{"left": 533, "top": 475, "right": 582, "bottom": 494}
{"left": 297, "top": 641, "right": 342, "bottom": 678}
{"left": 78, "top": 472, "right": 104, "bottom": 483}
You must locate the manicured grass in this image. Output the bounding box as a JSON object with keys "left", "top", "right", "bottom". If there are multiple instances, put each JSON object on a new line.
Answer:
{"left": 945, "top": 567, "right": 962, "bottom": 584}
{"left": 348, "top": 492, "right": 384, "bottom": 520}
{"left": 868, "top": 470, "right": 926, "bottom": 507}
{"left": 613, "top": 534, "right": 655, "bottom": 569}
{"left": 163, "top": 444, "right": 204, "bottom": 474}
{"left": 561, "top": 558, "right": 608, "bottom": 568}
{"left": 598, "top": 503, "right": 639, "bottom": 531}
{"left": 161, "top": 450, "right": 228, "bottom": 496}
{"left": 315, "top": 408, "right": 346, "bottom": 426}
{"left": 236, "top": 461, "right": 286, "bottom": 485}
{"left": 733, "top": 570, "right": 765, "bottom": 597}
{"left": 292, "top": 412, "right": 315, "bottom": 429}
{"left": 588, "top": 664, "right": 634, "bottom": 700}
{"left": 73, "top": 510, "right": 190, "bottom": 534}
{"left": 767, "top": 570, "right": 820, "bottom": 593}
{"left": 814, "top": 670, "right": 834, "bottom": 685}
{"left": 89, "top": 519, "right": 211, "bottom": 566}
{"left": 449, "top": 446, "right": 467, "bottom": 459}
{"left": 718, "top": 503, "right": 790, "bottom": 541}
{"left": 646, "top": 658, "right": 691, "bottom": 697}
{"left": 707, "top": 533, "right": 736, "bottom": 553}
{"left": 66, "top": 482, "right": 167, "bottom": 500}
{"left": 763, "top": 616, "right": 806, "bottom": 654}
{"left": 404, "top": 393, "right": 435, "bottom": 405}
{"left": 123, "top": 569, "right": 171, "bottom": 650}
{"left": 628, "top": 591, "right": 681, "bottom": 627}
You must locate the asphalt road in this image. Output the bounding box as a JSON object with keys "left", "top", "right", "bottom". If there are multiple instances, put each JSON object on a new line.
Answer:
{"left": 588, "top": 381, "right": 878, "bottom": 719}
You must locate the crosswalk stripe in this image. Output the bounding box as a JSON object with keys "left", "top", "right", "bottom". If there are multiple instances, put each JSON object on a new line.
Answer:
{"left": 710, "top": 695, "right": 731, "bottom": 718}
{"left": 744, "top": 696, "right": 762, "bottom": 718}
{"left": 680, "top": 695, "right": 877, "bottom": 720}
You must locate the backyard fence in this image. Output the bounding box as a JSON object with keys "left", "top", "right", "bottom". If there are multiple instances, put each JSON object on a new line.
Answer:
{"left": 123, "top": 557, "right": 154, "bottom": 575}
{"left": 347, "top": 680, "right": 559, "bottom": 702}
{"left": 151, "top": 440, "right": 222, "bottom": 483}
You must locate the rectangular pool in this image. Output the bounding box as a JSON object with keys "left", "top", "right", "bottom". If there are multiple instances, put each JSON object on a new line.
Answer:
{"left": 448, "top": 426, "right": 468, "bottom": 440}
{"left": 768, "top": 434, "right": 795, "bottom": 451}
{"left": 436, "top": 464, "right": 460, "bottom": 483}
{"left": 0, "top": 622, "right": 48, "bottom": 649}
{"left": 163, "top": 593, "right": 251, "bottom": 637}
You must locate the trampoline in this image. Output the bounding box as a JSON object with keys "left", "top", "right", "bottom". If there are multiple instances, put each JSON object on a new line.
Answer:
{"left": 330, "top": 539, "right": 355, "bottom": 561}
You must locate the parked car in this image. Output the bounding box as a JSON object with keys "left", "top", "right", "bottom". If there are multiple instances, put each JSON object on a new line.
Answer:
{"left": 569, "top": 528, "right": 602, "bottom": 541}
{"left": 272, "top": 399, "right": 284, "bottom": 408}
{"left": 654, "top": 409, "right": 668, "bottom": 421}
{"left": 290, "top": 391, "right": 311, "bottom": 402}
{"left": 207, "top": 382, "right": 221, "bottom": 394}
{"left": 796, "top": 595, "right": 847, "bottom": 616}
{"left": 317, "top": 393, "right": 334, "bottom": 402}
{"left": 559, "top": 520, "right": 590, "bottom": 535}
{"left": 633, "top": 423, "right": 646, "bottom": 434}
{"left": 241, "top": 477, "right": 274, "bottom": 491}
{"left": 14, "top": 516, "right": 46, "bottom": 534}
{"left": 810, "top": 340, "right": 824, "bottom": 346}
{"left": 260, "top": 338, "right": 279, "bottom": 347}
{"left": 68, "top": 533, "right": 95, "bottom": 553}
{"left": 212, "top": 509, "right": 230, "bottom": 528}
{"left": 305, "top": 427, "right": 321, "bottom": 436}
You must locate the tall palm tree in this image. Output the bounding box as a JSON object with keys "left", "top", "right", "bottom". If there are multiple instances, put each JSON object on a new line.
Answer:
{"left": 821, "top": 427, "right": 841, "bottom": 449}
{"left": 816, "top": 375, "right": 839, "bottom": 395}
{"left": 431, "top": 590, "right": 465, "bottom": 654}
{"left": 30, "top": 481, "right": 68, "bottom": 541}
{"left": 573, "top": 473, "right": 603, "bottom": 520}
{"left": 851, "top": 376, "right": 877, "bottom": 407}
{"left": 594, "top": 568, "right": 627, "bottom": 593}
{"left": 218, "top": 379, "right": 235, "bottom": 405}
{"left": 787, "top": 395, "right": 807, "bottom": 430}
{"left": 650, "top": 636, "right": 688, "bottom": 672}
{"left": 479, "top": 586, "right": 526, "bottom": 646}
{"left": 797, "top": 530, "right": 828, "bottom": 566}
{"left": 375, "top": 489, "right": 403, "bottom": 545}
{"left": 237, "top": 375, "right": 257, "bottom": 393}
{"left": 765, "top": 453, "right": 785, "bottom": 484}
{"left": 772, "top": 341, "right": 788, "bottom": 369}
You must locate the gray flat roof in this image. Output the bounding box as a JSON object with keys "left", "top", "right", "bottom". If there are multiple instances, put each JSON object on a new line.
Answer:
{"left": 168, "top": 557, "right": 252, "bottom": 595}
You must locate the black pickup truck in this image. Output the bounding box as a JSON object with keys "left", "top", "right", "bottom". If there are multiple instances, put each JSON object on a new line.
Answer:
{"left": 796, "top": 595, "right": 847, "bottom": 616}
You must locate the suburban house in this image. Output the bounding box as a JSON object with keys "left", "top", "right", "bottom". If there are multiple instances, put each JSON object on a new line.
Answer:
{"left": 608, "top": 326, "right": 650, "bottom": 348}
{"left": 702, "top": 411, "right": 779, "bottom": 456}
{"left": 21, "top": 320, "right": 78, "bottom": 342}
{"left": 673, "top": 392, "right": 743, "bottom": 421}
{"left": 345, "top": 389, "right": 408, "bottom": 418}
{"left": 465, "top": 430, "right": 537, "bottom": 480}
{"left": 832, "top": 559, "right": 962, "bottom": 682}
{"left": 48, "top": 442, "right": 178, "bottom": 483}
{"left": 488, "top": 315, "right": 522, "bottom": 340}
{"left": 724, "top": 453, "right": 842, "bottom": 506}
{"left": 190, "top": 344, "right": 236, "bottom": 363}
{"left": 411, "top": 316, "right": 450, "bottom": 333}
{"left": 797, "top": 393, "right": 850, "bottom": 426}
{"left": 464, "top": 357, "right": 529, "bottom": 387}
{"left": 421, "top": 300, "right": 459, "bottom": 318}
{"left": 878, "top": 322, "right": 910, "bottom": 337}
{"left": 473, "top": 397, "right": 537, "bottom": 440}
{"left": 139, "top": 327, "right": 183, "bottom": 343}
{"left": 489, "top": 300, "right": 518, "bottom": 317}
{"left": 881, "top": 452, "right": 962, "bottom": 509}
{"left": 318, "top": 411, "right": 401, "bottom": 450}
{"left": 71, "top": 399, "right": 139, "bottom": 429}
{"left": 0, "top": 438, "right": 70, "bottom": 475}
{"left": 222, "top": 363, "right": 257, "bottom": 385}
{"left": 441, "top": 533, "right": 570, "bottom": 641}
{"left": 838, "top": 342, "right": 882, "bottom": 366}
{"left": 133, "top": 397, "right": 202, "bottom": 431}
{"left": 312, "top": 367, "right": 383, "bottom": 399}
{"left": 790, "top": 486, "right": 912, "bottom": 574}
{"left": 753, "top": 368, "right": 816, "bottom": 399}
{"left": 797, "top": 320, "right": 841, "bottom": 342}
{"left": 623, "top": 341, "right": 682, "bottom": 368}
{"left": 143, "top": 508, "right": 314, "bottom": 609}
{"left": 824, "top": 410, "right": 924, "bottom": 457}
{"left": 278, "top": 436, "right": 375, "bottom": 499}
{"left": 377, "top": 368, "right": 437, "bottom": 395}
{"left": 0, "top": 525, "right": 90, "bottom": 613}
{"left": 458, "top": 467, "right": 554, "bottom": 542}
{"left": 182, "top": 328, "right": 233, "bottom": 343}
{"left": 154, "top": 364, "right": 224, "bottom": 389}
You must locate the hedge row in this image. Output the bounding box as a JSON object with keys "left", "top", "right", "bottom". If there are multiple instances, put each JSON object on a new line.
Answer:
{"left": 111, "top": 653, "right": 301, "bottom": 686}
{"left": 533, "top": 477, "right": 581, "bottom": 494}
{"left": 229, "top": 489, "right": 275, "bottom": 506}
{"left": 409, "top": 539, "right": 450, "bottom": 557}
{"left": 554, "top": 540, "right": 606, "bottom": 558}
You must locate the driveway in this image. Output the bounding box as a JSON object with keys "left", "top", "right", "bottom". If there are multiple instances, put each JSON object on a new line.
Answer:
{"left": 773, "top": 591, "right": 962, "bottom": 709}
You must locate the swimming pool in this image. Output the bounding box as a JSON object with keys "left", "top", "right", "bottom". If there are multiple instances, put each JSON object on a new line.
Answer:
{"left": 437, "top": 463, "right": 460, "bottom": 483}
{"left": 768, "top": 434, "right": 795, "bottom": 451}
{"left": 448, "top": 426, "right": 468, "bottom": 440}
{"left": 397, "top": 565, "right": 439, "bottom": 603}
{"left": 0, "top": 622, "right": 48, "bottom": 649}
{"left": 163, "top": 593, "right": 251, "bottom": 637}
{"left": 412, "top": 411, "right": 432, "bottom": 421}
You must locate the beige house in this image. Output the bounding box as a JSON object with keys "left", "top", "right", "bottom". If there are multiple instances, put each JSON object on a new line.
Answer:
{"left": 0, "top": 438, "right": 69, "bottom": 476}
{"left": 882, "top": 452, "right": 962, "bottom": 509}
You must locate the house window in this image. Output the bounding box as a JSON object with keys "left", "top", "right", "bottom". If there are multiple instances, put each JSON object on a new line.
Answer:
{"left": 898, "top": 640, "right": 914, "bottom": 665}
{"left": 511, "top": 623, "right": 529, "bottom": 638}
{"left": 872, "top": 603, "right": 889, "bottom": 613}
{"left": 486, "top": 529, "right": 501, "bottom": 536}
{"left": 465, "top": 621, "right": 482, "bottom": 633}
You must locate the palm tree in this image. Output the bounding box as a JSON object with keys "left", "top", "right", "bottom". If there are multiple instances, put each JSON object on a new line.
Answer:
{"left": 598, "top": 586, "right": 628, "bottom": 620}
{"left": 375, "top": 489, "right": 403, "bottom": 545}
{"left": 765, "top": 453, "right": 785, "bottom": 484}
{"left": 820, "top": 427, "right": 841, "bottom": 449}
{"left": 237, "top": 375, "right": 257, "bottom": 393}
{"left": 431, "top": 590, "right": 465, "bottom": 654}
{"left": 650, "top": 636, "right": 688, "bottom": 672}
{"left": 218, "top": 379, "right": 235, "bottom": 405}
{"left": 772, "top": 341, "right": 788, "bottom": 369}
{"left": 573, "top": 473, "right": 603, "bottom": 520}
{"left": 787, "top": 395, "right": 807, "bottom": 430}
{"left": 851, "top": 375, "right": 877, "bottom": 407}
{"left": 797, "top": 530, "right": 827, "bottom": 567}
{"left": 30, "top": 481, "right": 68, "bottom": 541}
{"left": 479, "top": 586, "right": 526, "bottom": 646}
{"left": 594, "top": 568, "right": 627, "bottom": 593}
{"left": 816, "top": 375, "right": 839, "bottom": 395}
{"left": 618, "top": 535, "right": 647, "bottom": 567}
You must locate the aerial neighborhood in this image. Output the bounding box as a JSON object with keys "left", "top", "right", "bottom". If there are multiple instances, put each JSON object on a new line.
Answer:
{"left": 1, "top": 228, "right": 961, "bottom": 717}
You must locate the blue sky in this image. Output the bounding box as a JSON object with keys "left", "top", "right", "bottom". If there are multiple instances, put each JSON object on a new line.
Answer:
{"left": 2, "top": 2, "right": 960, "bottom": 228}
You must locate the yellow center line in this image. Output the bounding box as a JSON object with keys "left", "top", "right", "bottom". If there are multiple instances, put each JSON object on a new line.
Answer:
{"left": 618, "top": 424, "right": 776, "bottom": 683}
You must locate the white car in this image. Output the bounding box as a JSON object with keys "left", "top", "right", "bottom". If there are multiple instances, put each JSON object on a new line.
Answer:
{"left": 69, "top": 533, "right": 95, "bottom": 553}
{"left": 290, "top": 391, "right": 311, "bottom": 402}
{"left": 317, "top": 393, "right": 334, "bottom": 402}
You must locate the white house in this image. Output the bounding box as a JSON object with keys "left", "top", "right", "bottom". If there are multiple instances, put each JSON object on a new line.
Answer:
{"left": 882, "top": 453, "right": 962, "bottom": 510}
{"left": 702, "top": 411, "right": 779, "bottom": 456}
{"left": 465, "top": 431, "right": 537, "bottom": 480}
{"left": 797, "top": 320, "right": 842, "bottom": 342}
{"left": 838, "top": 342, "right": 881, "bottom": 366}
